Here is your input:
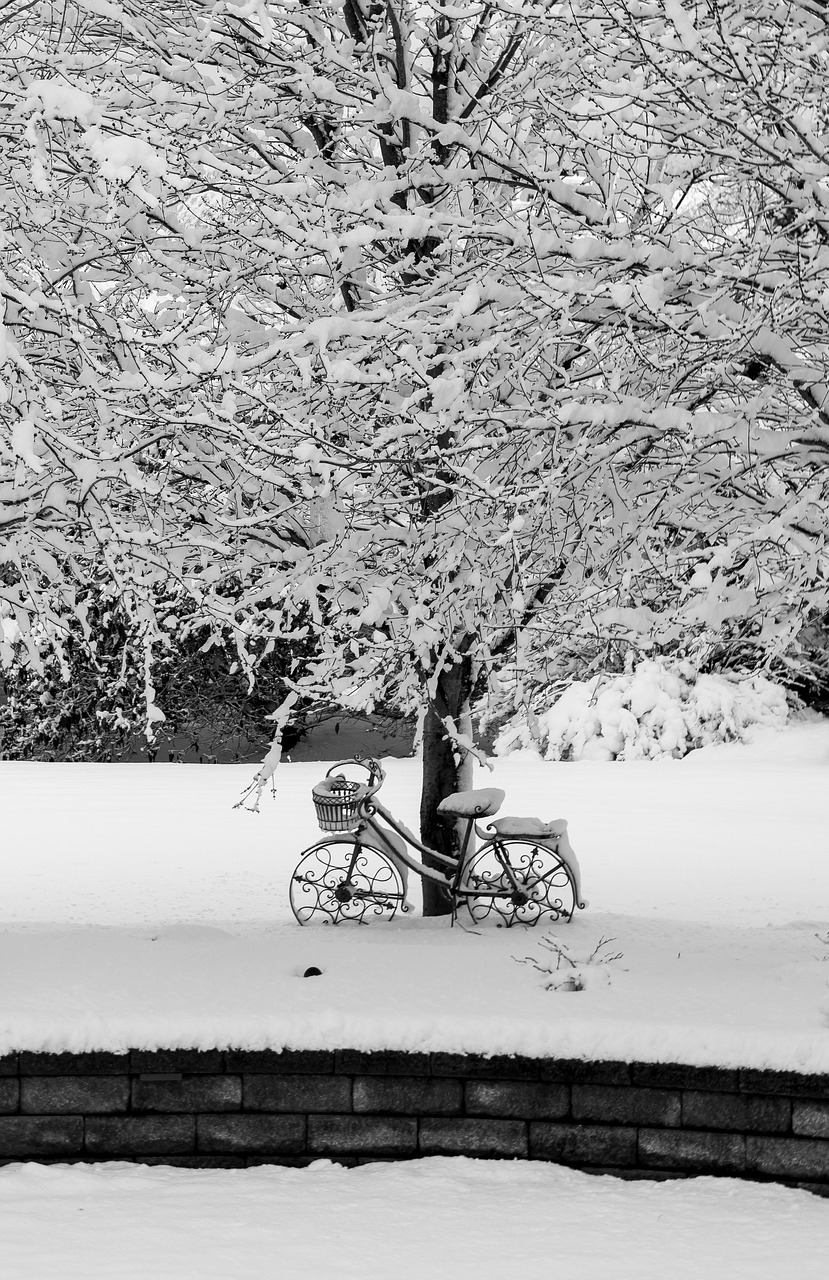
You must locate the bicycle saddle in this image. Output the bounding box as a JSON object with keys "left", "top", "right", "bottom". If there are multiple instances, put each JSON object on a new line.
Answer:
{"left": 486, "top": 816, "right": 568, "bottom": 839}
{"left": 437, "top": 787, "right": 505, "bottom": 819}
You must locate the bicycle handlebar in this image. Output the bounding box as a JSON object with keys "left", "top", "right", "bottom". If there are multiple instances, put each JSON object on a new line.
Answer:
{"left": 324, "top": 757, "right": 386, "bottom": 797}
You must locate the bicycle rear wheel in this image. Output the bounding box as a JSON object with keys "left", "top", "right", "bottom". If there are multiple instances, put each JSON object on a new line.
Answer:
{"left": 290, "top": 837, "right": 407, "bottom": 925}
{"left": 461, "top": 837, "right": 576, "bottom": 927}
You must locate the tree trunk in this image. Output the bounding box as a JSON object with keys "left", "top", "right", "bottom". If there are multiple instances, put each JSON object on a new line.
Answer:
{"left": 419, "top": 655, "right": 474, "bottom": 916}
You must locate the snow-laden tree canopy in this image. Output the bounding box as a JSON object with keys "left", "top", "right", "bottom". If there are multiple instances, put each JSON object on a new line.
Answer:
{"left": 2, "top": 1, "right": 828, "bottom": 842}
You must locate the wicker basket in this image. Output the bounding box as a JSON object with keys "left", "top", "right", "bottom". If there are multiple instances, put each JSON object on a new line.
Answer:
{"left": 312, "top": 777, "right": 365, "bottom": 832}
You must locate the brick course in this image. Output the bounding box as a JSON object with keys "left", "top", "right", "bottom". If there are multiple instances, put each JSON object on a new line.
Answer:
{"left": 529, "top": 1122, "right": 636, "bottom": 1167}
{"left": 132, "top": 1075, "right": 241, "bottom": 1113}
{"left": 198, "top": 1115, "right": 306, "bottom": 1155}
{"left": 131, "top": 1049, "right": 224, "bottom": 1075}
{"left": 541, "top": 1059, "right": 632, "bottom": 1087}
{"left": 793, "top": 1102, "right": 829, "bottom": 1140}
{"left": 308, "top": 1115, "right": 417, "bottom": 1156}
{"left": 419, "top": 1117, "right": 528, "bottom": 1158}
{"left": 0, "top": 1048, "right": 826, "bottom": 1189}
{"left": 432, "top": 1052, "right": 541, "bottom": 1080}
{"left": 739, "top": 1069, "right": 829, "bottom": 1099}
{"left": 466, "top": 1080, "right": 569, "bottom": 1120}
{"left": 19, "top": 1051, "right": 129, "bottom": 1076}
{"left": 746, "top": 1135, "right": 829, "bottom": 1180}
{"left": 86, "top": 1116, "right": 196, "bottom": 1156}
{"left": 337, "top": 1050, "right": 431, "bottom": 1076}
{"left": 21, "top": 1076, "right": 129, "bottom": 1115}
{"left": 0, "top": 1080, "right": 19, "bottom": 1113}
{"left": 0, "top": 1116, "right": 84, "bottom": 1157}
{"left": 354, "top": 1076, "right": 462, "bottom": 1115}
{"left": 245, "top": 1074, "right": 351, "bottom": 1113}
{"left": 632, "top": 1063, "right": 740, "bottom": 1093}
{"left": 639, "top": 1127, "right": 746, "bottom": 1175}
{"left": 227, "top": 1049, "right": 334, "bottom": 1074}
{"left": 572, "top": 1084, "right": 681, "bottom": 1127}
{"left": 681, "top": 1090, "right": 790, "bottom": 1134}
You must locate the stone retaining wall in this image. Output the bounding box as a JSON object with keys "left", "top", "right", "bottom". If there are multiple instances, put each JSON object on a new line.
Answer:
{"left": 1, "top": 1049, "right": 828, "bottom": 1191}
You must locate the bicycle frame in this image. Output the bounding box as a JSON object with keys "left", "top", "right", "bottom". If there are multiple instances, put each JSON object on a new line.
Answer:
{"left": 359, "top": 797, "right": 535, "bottom": 905}
{"left": 290, "top": 756, "right": 582, "bottom": 927}
{"left": 361, "top": 799, "right": 463, "bottom": 885}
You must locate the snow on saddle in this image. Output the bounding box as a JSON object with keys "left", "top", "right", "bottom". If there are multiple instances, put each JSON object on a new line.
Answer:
{"left": 436, "top": 787, "right": 505, "bottom": 819}
{"left": 485, "top": 816, "right": 586, "bottom": 910}
{"left": 486, "top": 815, "right": 569, "bottom": 840}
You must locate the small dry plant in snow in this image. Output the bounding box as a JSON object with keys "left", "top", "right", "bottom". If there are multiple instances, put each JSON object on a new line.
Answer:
{"left": 513, "top": 934, "right": 625, "bottom": 992}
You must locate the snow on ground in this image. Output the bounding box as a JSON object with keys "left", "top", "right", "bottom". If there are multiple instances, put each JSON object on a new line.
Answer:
{"left": 3, "top": 1157, "right": 829, "bottom": 1280}
{"left": 1, "top": 720, "right": 829, "bottom": 1069}
{"left": 3, "top": 721, "right": 829, "bottom": 1275}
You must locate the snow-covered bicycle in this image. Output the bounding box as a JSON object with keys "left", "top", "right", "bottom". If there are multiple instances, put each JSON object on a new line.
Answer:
{"left": 289, "top": 757, "right": 585, "bottom": 927}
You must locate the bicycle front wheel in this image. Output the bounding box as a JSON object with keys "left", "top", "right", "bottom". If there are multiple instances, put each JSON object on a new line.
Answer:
{"left": 290, "top": 837, "right": 407, "bottom": 925}
{"left": 461, "top": 837, "right": 577, "bottom": 928}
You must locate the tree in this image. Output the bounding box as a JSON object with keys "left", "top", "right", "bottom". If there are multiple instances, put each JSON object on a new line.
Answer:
{"left": 0, "top": 576, "right": 308, "bottom": 762}
{"left": 1, "top": 1, "right": 828, "bottom": 910}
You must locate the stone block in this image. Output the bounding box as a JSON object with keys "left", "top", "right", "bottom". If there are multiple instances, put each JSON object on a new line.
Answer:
{"left": 226, "top": 1049, "right": 334, "bottom": 1074}
{"left": 794, "top": 1102, "right": 829, "bottom": 1140}
{"left": 0, "top": 1117, "right": 84, "bottom": 1157}
{"left": 130, "top": 1049, "right": 225, "bottom": 1075}
{"left": 0, "top": 1080, "right": 19, "bottom": 1113}
{"left": 245, "top": 1074, "right": 351, "bottom": 1113}
{"left": 308, "top": 1115, "right": 417, "bottom": 1157}
{"left": 21, "top": 1076, "right": 129, "bottom": 1115}
{"left": 198, "top": 1114, "right": 306, "bottom": 1154}
{"left": 639, "top": 1127, "right": 745, "bottom": 1174}
{"left": 18, "top": 1051, "right": 129, "bottom": 1076}
{"left": 572, "top": 1084, "right": 680, "bottom": 1127}
{"left": 132, "top": 1075, "right": 241, "bottom": 1113}
{"left": 682, "top": 1090, "right": 791, "bottom": 1134}
{"left": 336, "top": 1050, "right": 431, "bottom": 1076}
{"left": 353, "top": 1076, "right": 462, "bottom": 1115}
{"left": 466, "top": 1080, "right": 570, "bottom": 1120}
{"left": 746, "top": 1136, "right": 829, "bottom": 1181}
{"left": 739, "top": 1069, "right": 829, "bottom": 1099}
{"left": 529, "top": 1122, "right": 637, "bottom": 1167}
{"left": 431, "top": 1053, "right": 541, "bottom": 1080}
{"left": 632, "top": 1063, "right": 739, "bottom": 1093}
{"left": 418, "top": 1118, "right": 527, "bottom": 1158}
{"left": 540, "top": 1060, "right": 631, "bottom": 1087}
{"left": 85, "top": 1117, "right": 196, "bottom": 1156}
{"left": 0, "top": 1055, "right": 18, "bottom": 1076}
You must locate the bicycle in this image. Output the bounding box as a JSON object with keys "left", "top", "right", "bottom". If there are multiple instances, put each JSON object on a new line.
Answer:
{"left": 289, "top": 757, "right": 585, "bottom": 927}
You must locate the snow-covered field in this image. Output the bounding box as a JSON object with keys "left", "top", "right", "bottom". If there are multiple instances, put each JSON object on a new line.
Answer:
{"left": 2, "top": 719, "right": 829, "bottom": 1070}
{"left": 4, "top": 720, "right": 829, "bottom": 1275}
{"left": 4, "top": 1156, "right": 829, "bottom": 1280}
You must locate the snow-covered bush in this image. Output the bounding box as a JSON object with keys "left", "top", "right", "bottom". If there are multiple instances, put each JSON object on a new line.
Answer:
{"left": 494, "top": 661, "right": 790, "bottom": 762}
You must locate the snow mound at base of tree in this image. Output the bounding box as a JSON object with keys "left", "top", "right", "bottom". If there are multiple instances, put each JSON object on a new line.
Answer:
{"left": 494, "top": 661, "right": 790, "bottom": 762}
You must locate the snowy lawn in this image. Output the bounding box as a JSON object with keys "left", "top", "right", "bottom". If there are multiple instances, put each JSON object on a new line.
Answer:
{"left": 3, "top": 1156, "right": 829, "bottom": 1280}
{"left": 4, "top": 722, "right": 829, "bottom": 1274}
{"left": 2, "top": 719, "right": 829, "bottom": 1071}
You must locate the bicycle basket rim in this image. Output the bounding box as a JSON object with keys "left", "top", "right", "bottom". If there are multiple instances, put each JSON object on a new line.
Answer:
{"left": 312, "top": 777, "right": 365, "bottom": 801}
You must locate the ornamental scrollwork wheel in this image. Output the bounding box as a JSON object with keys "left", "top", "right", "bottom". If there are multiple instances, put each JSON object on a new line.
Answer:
{"left": 461, "top": 837, "right": 576, "bottom": 927}
{"left": 290, "top": 838, "right": 407, "bottom": 925}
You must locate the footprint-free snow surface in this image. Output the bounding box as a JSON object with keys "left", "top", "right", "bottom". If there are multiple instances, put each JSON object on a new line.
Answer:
{"left": 2, "top": 1156, "right": 829, "bottom": 1280}
{"left": 2, "top": 720, "right": 829, "bottom": 1070}
{"left": 4, "top": 722, "right": 829, "bottom": 1274}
